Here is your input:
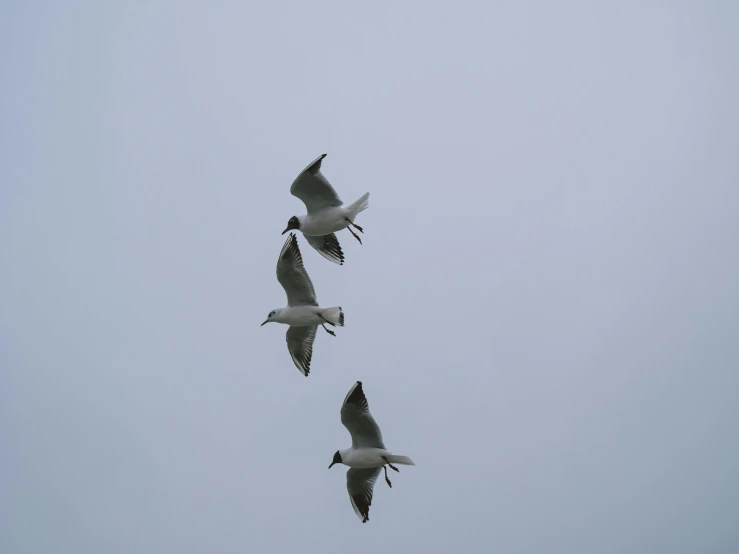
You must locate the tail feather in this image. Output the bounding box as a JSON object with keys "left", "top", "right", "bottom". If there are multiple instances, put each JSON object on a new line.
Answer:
{"left": 321, "top": 306, "right": 344, "bottom": 327}
{"left": 346, "top": 192, "right": 370, "bottom": 219}
{"left": 387, "top": 454, "right": 415, "bottom": 466}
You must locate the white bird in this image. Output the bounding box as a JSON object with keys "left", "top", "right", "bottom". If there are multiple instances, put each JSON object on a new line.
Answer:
{"left": 261, "top": 233, "right": 344, "bottom": 376}
{"left": 329, "top": 381, "right": 415, "bottom": 523}
{"left": 282, "top": 153, "right": 370, "bottom": 265}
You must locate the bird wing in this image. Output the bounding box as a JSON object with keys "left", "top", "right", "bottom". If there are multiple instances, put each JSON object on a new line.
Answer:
{"left": 340, "top": 381, "right": 385, "bottom": 449}
{"left": 346, "top": 467, "right": 381, "bottom": 523}
{"left": 290, "top": 154, "right": 343, "bottom": 214}
{"left": 276, "top": 233, "right": 317, "bottom": 307}
{"left": 285, "top": 325, "right": 317, "bottom": 376}
{"left": 304, "top": 233, "right": 345, "bottom": 265}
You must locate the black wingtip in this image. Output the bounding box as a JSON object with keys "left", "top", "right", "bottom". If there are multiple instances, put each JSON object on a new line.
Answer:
{"left": 280, "top": 232, "right": 303, "bottom": 264}
{"left": 345, "top": 381, "right": 368, "bottom": 409}
{"left": 319, "top": 233, "right": 344, "bottom": 265}
{"left": 305, "top": 154, "right": 328, "bottom": 174}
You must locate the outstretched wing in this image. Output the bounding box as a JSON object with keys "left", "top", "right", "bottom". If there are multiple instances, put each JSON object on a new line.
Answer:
{"left": 340, "top": 381, "right": 385, "bottom": 449}
{"left": 290, "top": 154, "right": 343, "bottom": 214}
{"left": 276, "top": 233, "right": 317, "bottom": 307}
{"left": 346, "top": 467, "right": 381, "bottom": 523}
{"left": 304, "top": 233, "right": 345, "bottom": 265}
{"left": 285, "top": 325, "right": 317, "bottom": 376}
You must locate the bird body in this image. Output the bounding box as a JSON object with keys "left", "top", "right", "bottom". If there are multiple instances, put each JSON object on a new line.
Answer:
{"left": 268, "top": 305, "right": 343, "bottom": 327}
{"left": 337, "top": 448, "right": 415, "bottom": 469}
{"left": 296, "top": 193, "right": 370, "bottom": 236}
{"left": 329, "top": 381, "right": 415, "bottom": 522}
{"left": 282, "top": 154, "right": 370, "bottom": 264}
{"left": 262, "top": 233, "right": 344, "bottom": 376}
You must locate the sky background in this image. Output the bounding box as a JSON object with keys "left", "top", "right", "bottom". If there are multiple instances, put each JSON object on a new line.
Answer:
{"left": 2, "top": 1, "right": 738, "bottom": 553}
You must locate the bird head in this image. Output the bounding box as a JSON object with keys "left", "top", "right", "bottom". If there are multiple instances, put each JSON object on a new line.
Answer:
{"left": 328, "top": 450, "right": 342, "bottom": 469}
{"left": 282, "top": 216, "right": 300, "bottom": 235}
{"left": 261, "top": 309, "right": 280, "bottom": 326}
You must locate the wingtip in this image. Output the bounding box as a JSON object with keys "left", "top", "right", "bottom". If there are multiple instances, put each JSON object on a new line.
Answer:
{"left": 281, "top": 232, "right": 302, "bottom": 256}
{"left": 343, "top": 380, "right": 366, "bottom": 405}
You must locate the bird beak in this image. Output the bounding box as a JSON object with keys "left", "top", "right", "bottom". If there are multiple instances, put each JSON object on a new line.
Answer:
{"left": 328, "top": 462, "right": 336, "bottom": 469}
{"left": 261, "top": 320, "right": 268, "bottom": 326}
{"left": 281, "top": 227, "right": 289, "bottom": 235}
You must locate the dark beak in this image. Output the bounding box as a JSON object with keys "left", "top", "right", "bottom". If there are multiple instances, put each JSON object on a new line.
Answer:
{"left": 328, "top": 462, "right": 336, "bottom": 469}
{"left": 261, "top": 320, "right": 268, "bottom": 326}
{"left": 281, "top": 227, "right": 290, "bottom": 235}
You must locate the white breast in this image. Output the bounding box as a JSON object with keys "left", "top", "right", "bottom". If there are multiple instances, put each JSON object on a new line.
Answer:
{"left": 343, "top": 448, "right": 390, "bottom": 468}
{"left": 300, "top": 207, "right": 348, "bottom": 236}
{"left": 277, "top": 305, "right": 323, "bottom": 326}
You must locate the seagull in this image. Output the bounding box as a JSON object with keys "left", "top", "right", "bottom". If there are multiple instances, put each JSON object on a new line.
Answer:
{"left": 329, "top": 381, "right": 415, "bottom": 523}
{"left": 282, "top": 154, "right": 370, "bottom": 265}
{"left": 261, "top": 233, "right": 344, "bottom": 376}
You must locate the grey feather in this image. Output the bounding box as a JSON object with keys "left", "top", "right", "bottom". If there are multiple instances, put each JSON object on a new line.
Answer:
{"left": 347, "top": 467, "right": 381, "bottom": 523}
{"left": 276, "top": 233, "right": 317, "bottom": 307}
{"left": 290, "top": 154, "right": 343, "bottom": 214}
{"left": 341, "top": 381, "right": 385, "bottom": 449}
{"left": 285, "top": 325, "right": 316, "bottom": 376}
{"left": 304, "top": 233, "right": 345, "bottom": 265}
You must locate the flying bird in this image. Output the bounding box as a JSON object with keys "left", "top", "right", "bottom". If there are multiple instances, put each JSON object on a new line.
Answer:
{"left": 261, "top": 233, "right": 344, "bottom": 376}
{"left": 282, "top": 153, "right": 370, "bottom": 265}
{"left": 329, "top": 381, "right": 415, "bottom": 523}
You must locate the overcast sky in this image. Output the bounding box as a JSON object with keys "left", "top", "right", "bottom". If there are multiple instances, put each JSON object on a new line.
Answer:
{"left": 2, "top": 1, "right": 738, "bottom": 553}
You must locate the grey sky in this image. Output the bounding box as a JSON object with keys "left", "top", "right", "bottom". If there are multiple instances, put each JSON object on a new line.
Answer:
{"left": 2, "top": 1, "right": 738, "bottom": 552}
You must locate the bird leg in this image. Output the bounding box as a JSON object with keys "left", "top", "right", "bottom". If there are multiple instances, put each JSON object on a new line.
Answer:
{"left": 347, "top": 226, "right": 362, "bottom": 244}
{"left": 344, "top": 218, "right": 364, "bottom": 233}
{"left": 382, "top": 456, "right": 399, "bottom": 472}
{"left": 383, "top": 465, "right": 393, "bottom": 488}
{"left": 321, "top": 324, "right": 336, "bottom": 337}
{"left": 319, "top": 315, "right": 335, "bottom": 327}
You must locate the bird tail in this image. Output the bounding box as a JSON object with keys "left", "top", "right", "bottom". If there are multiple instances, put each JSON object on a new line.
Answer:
{"left": 346, "top": 192, "right": 370, "bottom": 219}
{"left": 387, "top": 454, "right": 415, "bottom": 466}
{"left": 321, "top": 306, "right": 344, "bottom": 327}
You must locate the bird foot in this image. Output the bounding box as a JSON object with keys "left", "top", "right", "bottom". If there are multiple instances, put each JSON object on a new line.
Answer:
{"left": 348, "top": 227, "right": 362, "bottom": 244}
{"left": 345, "top": 218, "right": 364, "bottom": 234}
{"left": 382, "top": 456, "right": 400, "bottom": 472}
